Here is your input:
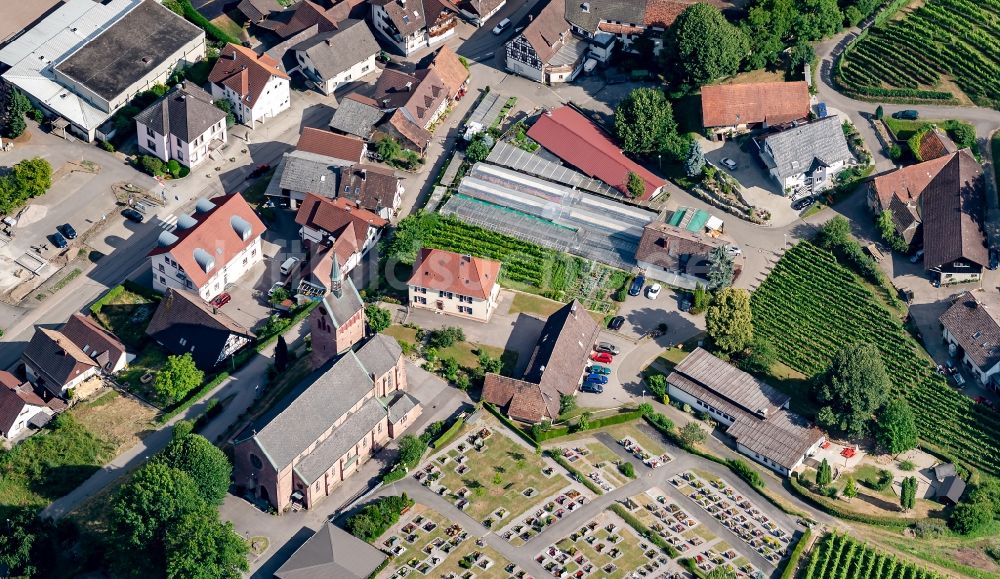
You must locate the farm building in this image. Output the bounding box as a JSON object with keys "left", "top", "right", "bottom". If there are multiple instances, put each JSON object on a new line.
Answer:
{"left": 440, "top": 162, "right": 658, "bottom": 268}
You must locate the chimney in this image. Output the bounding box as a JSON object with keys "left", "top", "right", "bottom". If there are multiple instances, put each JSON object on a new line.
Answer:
{"left": 361, "top": 168, "right": 367, "bottom": 180}
{"left": 404, "top": 81, "right": 413, "bottom": 92}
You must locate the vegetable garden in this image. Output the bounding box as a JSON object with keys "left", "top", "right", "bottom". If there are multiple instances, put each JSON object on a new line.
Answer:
{"left": 798, "top": 533, "right": 941, "bottom": 579}
{"left": 838, "top": 0, "right": 1000, "bottom": 106}
{"left": 751, "top": 242, "right": 1000, "bottom": 477}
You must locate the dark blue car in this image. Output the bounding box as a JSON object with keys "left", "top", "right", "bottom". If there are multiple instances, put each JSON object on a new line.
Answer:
{"left": 585, "top": 373, "right": 608, "bottom": 385}
{"left": 628, "top": 275, "right": 645, "bottom": 296}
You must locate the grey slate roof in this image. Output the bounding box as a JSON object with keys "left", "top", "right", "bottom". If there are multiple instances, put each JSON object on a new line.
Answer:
{"left": 293, "top": 19, "right": 379, "bottom": 81}
{"left": 279, "top": 152, "right": 341, "bottom": 197}
{"left": 329, "top": 94, "right": 385, "bottom": 138}
{"left": 761, "top": 116, "right": 853, "bottom": 182}
{"left": 670, "top": 347, "right": 789, "bottom": 416}
{"left": 356, "top": 333, "right": 403, "bottom": 377}
{"left": 134, "top": 84, "right": 225, "bottom": 144}
{"left": 387, "top": 391, "right": 420, "bottom": 422}
{"left": 252, "top": 351, "right": 375, "bottom": 471}
{"left": 938, "top": 475, "right": 967, "bottom": 503}
{"left": 938, "top": 292, "right": 1000, "bottom": 371}
{"left": 320, "top": 276, "right": 364, "bottom": 326}
{"left": 564, "top": 0, "right": 646, "bottom": 32}
{"left": 274, "top": 521, "right": 387, "bottom": 579}
{"left": 293, "top": 396, "right": 386, "bottom": 482}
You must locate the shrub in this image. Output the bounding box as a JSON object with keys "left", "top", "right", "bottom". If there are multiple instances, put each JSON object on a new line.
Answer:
{"left": 899, "top": 459, "right": 915, "bottom": 471}
{"left": 139, "top": 155, "right": 165, "bottom": 177}
{"left": 346, "top": 494, "right": 414, "bottom": 541}
{"left": 679, "top": 422, "right": 706, "bottom": 445}
{"left": 619, "top": 462, "right": 636, "bottom": 478}
{"left": 726, "top": 458, "right": 764, "bottom": 488}
{"left": 428, "top": 327, "right": 465, "bottom": 349}
{"left": 100, "top": 140, "right": 115, "bottom": 152}
{"left": 166, "top": 159, "right": 182, "bottom": 179}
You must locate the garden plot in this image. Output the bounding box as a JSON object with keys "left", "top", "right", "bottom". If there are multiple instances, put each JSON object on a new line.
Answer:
{"left": 496, "top": 488, "right": 590, "bottom": 546}
{"left": 415, "top": 422, "right": 575, "bottom": 524}
{"left": 550, "top": 441, "right": 630, "bottom": 492}
{"left": 378, "top": 506, "right": 521, "bottom": 579}
{"left": 535, "top": 510, "right": 671, "bottom": 579}
{"left": 671, "top": 471, "right": 792, "bottom": 565}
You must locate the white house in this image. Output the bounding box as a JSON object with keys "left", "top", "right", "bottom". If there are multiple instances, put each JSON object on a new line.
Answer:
{"left": 407, "top": 248, "right": 502, "bottom": 322}
{"left": 209, "top": 44, "right": 290, "bottom": 128}
{"left": 0, "top": 372, "right": 59, "bottom": 440}
{"left": 293, "top": 19, "right": 380, "bottom": 96}
{"left": 134, "top": 83, "right": 227, "bottom": 169}
{"left": 758, "top": 116, "right": 854, "bottom": 194}
{"left": 940, "top": 292, "right": 1000, "bottom": 390}
{"left": 148, "top": 193, "right": 266, "bottom": 301}
{"left": 21, "top": 313, "right": 128, "bottom": 398}
{"left": 371, "top": 0, "right": 458, "bottom": 56}
{"left": 667, "top": 348, "right": 825, "bottom": 476}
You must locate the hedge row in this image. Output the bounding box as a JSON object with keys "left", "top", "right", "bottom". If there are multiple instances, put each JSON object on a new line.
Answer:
{"left": 609, "top": 503, "right": 679, "bottom": 558}
{"left": 177, "top": 0, "right": 240, "bottom": 44}
{"left": 788, "top": 473, "right": 914, "bottom": 528}
{"left": 779, "top": 527, "right": 813, "bottom": 579}
{"left": 90, "top": 285, "right": 125, "bottom": 315}
{"left": 535, "top": 410, "right": 644, "bottom": 441}
{"left": 431, "top": 417, "right": 465, "bottom": 449}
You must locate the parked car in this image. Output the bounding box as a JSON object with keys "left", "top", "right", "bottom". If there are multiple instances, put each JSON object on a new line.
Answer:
{"left": 210, "top": 292, "right": 231, "bottom": 308}
{"left": 608, "top": 315, "right": 625, "bottom": 331}
{"left": 725, "top": 245, "right": 742, "bottom": 257}
{"left": 52, "top": 230, "right": 68, "bottom": 249}
{"left": 588, "top": 364, "right": 611, "bottom": 375}
{"left": 791, "top": 196, "right": 815, "bottom": 211}
{"left": 591, "top": 352, "right": 613, "bottom": 364}
{"left": 580, "top": 382, "right": 604, "bottom": 394}
{"left": 122, "top": 208, "right": 144, "bottom": 223}
{"left": 892, "top": 110, "right": 919, "bottom": 120}
{"left": 59, "top": 223, "right": 77, "bottom": 240}
{"left": 594, "top": 341, "right": 620, "bottom": 355}
{"left": 280, "top": 257, "right": 300, "bottom": 276}
{"left": 679, "top": 297, "right": 692, "bottom": 312}
{"left": 721, "top": 158, "right": 738, "bottom": 171}
{"left": 492, "top": 17, "right": 511, "bottom": 35}
{"left": 628, "top": 275, "right": 645, "bottom": 296}
{"left": 268, "top": 281, "right": 288, "bottom": 297}
{"left": 585, "top": 373, "right": 609, "bottom": 385}
{"left": 646, "top": 283, "right": 661, "bottom": 300}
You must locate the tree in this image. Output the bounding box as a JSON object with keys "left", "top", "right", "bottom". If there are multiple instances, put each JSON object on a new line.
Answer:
{"left": 788, "top": 40, "right": 815, "bottom": 73}
{"left": 815, "top": 458, "right": 832, "bottom": 486}
{"left": 738, "top": 337, "right": 777, "bottom": 375}
{"left": 365, "top": 304, "right": 392, "bottom": 333}
{"left": 815, "top": 343, "right": 890, "bottom": 438}
{"left": 950, "top": 500, "right": 993, "bottom": 534}
{"left": 900, "top": 476, "right": 917, "bottom": 511}
{"left": 165, "top": 509, "right": 248, "bottom": 579}
{"left": 843, "top": 5, "right": 863, "bottom": 27}
{"left": 684, "top": 140, "right": 706, "bottom": 177}
{"left": 160, "top": 433, "right": 232, "bottom": 505}
{"left": 12, "top": 157, "right": 52, "bottom": 199}
{"left": 679, "top": 422, "right": 707, "bottom": 446}
{"left": 874, "top": 399, "right": 918, "bottom": 454}
{"left": 478, "top": 352, "right": 502, "bottom": 374}
{"left": 0, "top": 85, "right": 32, "bottom": 138}
{"left": 140, "top": 155, "right": 165, "bottom": 177}
{"left": 948, "top": 123, "right": 976, "bottom": 149}
{"left": 274, "top": 335, "right": 289, "bottom": 372}
{"left": 794, "top": 0, "right": 843, "bottom": 41}
{"left": 269, "top": 286, "right": 289, "bottom": 305}
{"left": 646, "top": 374, "right": 668, "bottom": 399}
{"left": 396, "top": 434, "right": 427, "bottom": 468}
{"left": 707, "top": 245, "right": 735, "bottom": 289}
{"left": 465, "top": 135, "right": 491, "bottom": 163}
{"left": 166, "top": 159, "right": 183, "bottom": 179}
{"left": 154, "top": 353, "right": 205, "bottom": 403}
{"left": 626, "top": 171, "right": 645, "bottom": 198}
{"left": 816, "top": 215, "right": 851, "bottom": 248}
{"left": 842, "top": 477, "right": 857, "bottom": 501}
{"left": 559, "top": 394, "right": 577, "bottom": 416}
{"left": 214, "top": 99, "right": 235, "bottom": 127}
{"left": 376, "top": 136, "right": 401, "bottom": 161}
{"left": 665, "top": 3, "right": 749, "bottom": 86}
{"left": 740, "top": 0, "right": 795, "bottom": 69}
{"left": 619, "top": 462, "right": 636, "bottom": 478}
{"left": 172, "top": 419, "right": 194, "bottom": 441}
{"left": 706, "top": 288, "right": 753, "bottom": 354}
{"left": 875, "top": 105, "right": 884, "bottom": 119}
{"left": 876, "top": 210, "right": 909, "bottom": 253}
{"left": 614, "top": 87, "right": 686, "bottom": 158}
{"left": 428, "top": 326, "right": 465, "bottom": 349}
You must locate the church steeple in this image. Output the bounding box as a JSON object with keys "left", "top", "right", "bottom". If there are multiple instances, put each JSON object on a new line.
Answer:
{"left": 330, "top": 254, "right": 343, "bottom": 299}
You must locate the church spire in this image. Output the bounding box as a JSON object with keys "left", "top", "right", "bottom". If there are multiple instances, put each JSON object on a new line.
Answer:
{"left": 330, "top": 254, "right": 343, "bottom": 299}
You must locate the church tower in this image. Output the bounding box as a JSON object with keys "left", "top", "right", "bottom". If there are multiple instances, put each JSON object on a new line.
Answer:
{"left": 308, "top": 256, "right": 366, "bottom": 368}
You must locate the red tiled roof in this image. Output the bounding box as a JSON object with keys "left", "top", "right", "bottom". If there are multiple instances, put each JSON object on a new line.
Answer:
{"left": 526, "top": 106, "right": 664, "bottom": 200}
{"left": 385, "top": 109, "right": 432, "bottom": 150}
{"left": 297, "top": 127, "right": 366, "bottom": 163}
{"left": 917, "top": 128, "right": 957, "bottom": 162}
{"left": 60, "top": 314, "right": 127, "bottom": 372}
{"left": 429, "top": 45, "right": 469, "bottom": 98}
{"left": 0, "top": 371, "right": 21, "bottom": 389}
{"left": 482, "top": 374, "right": 558, "bottom": 423}
{"left": 295, "top": 193, "right": 387, "bottom": 239}
{"left": 700, "top": 82, "right": 810, "bottom": 128}
{"left": 871, "top": 154, "right": 952, "bottom": 212}
{"left": 209, "top": 44, "right": 289, "bottom": 107}
{"left": 407, "top": 248, "right": 501, "bottom": 300}
{"left": 148, "top": 193, "right": 266, "bottom": 289}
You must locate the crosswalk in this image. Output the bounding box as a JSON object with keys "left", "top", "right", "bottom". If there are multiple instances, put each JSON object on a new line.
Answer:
{"left": 158, "top": 214, "right": 178, "bottom": 232}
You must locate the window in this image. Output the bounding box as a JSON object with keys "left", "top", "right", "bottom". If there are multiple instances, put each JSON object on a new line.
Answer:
{"left": 146, "top": 126, "right": 154, "bottom": 138}
{"left": 250, "top": 454, "right": 263, "bottom": 469}
{"left": 147, "top": 140, "right": 156, "bottom": 151}
{"left": 179, "top": 338, "right": 187, "bottom": 346}
{"left": 158, "top": 264, "right": 165, "bottom": 272}
{"left": 159, "top": 275, "right": 166, "bottom": 284}
{"left": 243, "top": 257, "right": 248, "bottom": 265}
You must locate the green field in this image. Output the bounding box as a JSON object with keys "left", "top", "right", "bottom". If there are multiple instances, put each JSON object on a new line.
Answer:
{"left": 799, "top": 533, "right": 942, "bottom": 579}
{"left": 751, "top": 242, "right": 1000, "bottom": 477}
{"left": 838, "top": 0, "right": 1000, "bottom": 107}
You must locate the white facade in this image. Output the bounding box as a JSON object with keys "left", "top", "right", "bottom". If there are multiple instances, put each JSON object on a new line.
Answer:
{"left": 371, "top": 4, "right": 425, "bottom": 55}
{"left": 296, "top": 51, "right": 378, "bottom": 96}
{"left": 460, "top": 0, "right": 506, "bottom": 26}
{"left": 2, "top": 402, "right": 52, "bottom": 440}
{"left": 136, "top": 117, "right": 227, "bottom": 169}
{"left": 211, "top": 75, "right": 290, "bottom": 128}
{"left": 769, "top": 158, "right": 847, "bottom": 193}
{"left": 942, "top": 325, "right": 1000, "bottom": 384}
{"left": 407, "top": 282, "right": 501, "bottom": 322}
{"left": 152, "top": 236, "right": 262, "bottom": 301}
{"left": 24, "top": 361, "right": 96, "bottom": 395}
{"left": 299, "top": 225, "right": 383, "bottom": 274}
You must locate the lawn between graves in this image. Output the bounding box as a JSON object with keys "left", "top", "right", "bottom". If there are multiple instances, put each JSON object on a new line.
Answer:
{"left": 750, "top": 241, "right": 1000, "bottom": 477}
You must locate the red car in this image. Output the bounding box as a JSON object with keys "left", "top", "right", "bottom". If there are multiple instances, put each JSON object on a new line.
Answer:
{"left": 591, "top": 352, "right": 613, "bottom": 364}
{"left": 210, "top": 292, "right": 231, "bottom": 308}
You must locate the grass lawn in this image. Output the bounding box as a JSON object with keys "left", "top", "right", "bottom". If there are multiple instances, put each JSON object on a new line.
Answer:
{"left": 384, "top": 325, "right": 418, "bottom": 345}
{"left": 546, "top": 510, "right": 655, "bottom": 578}
{"left": 883, "top": 118, "right": 979, "bottom": 156}
{"left": 118, "top": 344, "right": 171, "bottom": 406}
{"left": 70, "top": 390, "right": 157, "bottom": 455}
{"left": 384, "top": 324, "right": 519, "bottom": 375}
{"left": 430, "top": 419, "right": 569, "bottom": 523}
{"left": 211, "top": 12, "right": 245, "bottom": 41}
{"left": 508, "top": 291, "right": 565, "bottom": 317}
{"left": 549, "top": 440, "right": 629, "bottom": 489}
{"left": 93, "top": 289, "right": 158, "bottom": 348}
{"left": 761, "top": 361, "right": 816, "bottom": 416}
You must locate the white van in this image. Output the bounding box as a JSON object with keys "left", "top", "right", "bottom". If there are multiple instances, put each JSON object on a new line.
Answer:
{"left": 280, "top": 257, "right": 299, "bottom": 276}
{"left": 492, "top": 18, "right": 511, "bottom": 35}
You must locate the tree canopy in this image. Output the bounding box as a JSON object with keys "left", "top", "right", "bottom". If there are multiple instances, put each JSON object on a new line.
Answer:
{"left": 815, "top": 343, "right": 890, "bottom": 438}
{"left": 0, "top": 158, "right": 53, "bottom": 215}
{"left": 614, "top": 87, "right": 686, "bottom": 159}
{"left": 160, "top": 433, "right": 233, "bottom": 505}
{"left": 365, "top": 304, "right": 392, "bottom": 333}
{"left": 165, "top": 509, "right": 248, "bottom": 579}
{"left": 874, "top": 399, "right": 918, "bottom": 454}
{"left": 707, "top": 246, "right": 735, "bottom": 289}
{"left": 684, "top": 140, "right": 706, "bottom": 177}
{"left": 665, "top": 3, "right": 749, "bottom": 86}
{"left": 706, "top": 288, "right": 753, "bottom": 354}
{"left": 154, "top": 353, "right": 204, "bottom": 403}
{"left": 0, "top": 85, "right": 31, "bottom": 138}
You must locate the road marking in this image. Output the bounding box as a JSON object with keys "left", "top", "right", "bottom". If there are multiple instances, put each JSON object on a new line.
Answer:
{"left": 159, "top": 214, "right": 178, "bottom": 232}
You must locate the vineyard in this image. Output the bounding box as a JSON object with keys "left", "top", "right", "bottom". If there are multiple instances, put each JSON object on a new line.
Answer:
{"left": 798, "top": 533, "right": 941, "bottom": 579}
{"left": 751, "top": 242, "right": 1000, "bottom": 477}
{"left": 837, "top": 0, "right": 1000, "bottom": 107}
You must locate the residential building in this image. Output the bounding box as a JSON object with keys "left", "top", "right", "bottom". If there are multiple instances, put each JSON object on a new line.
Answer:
{"left": 307, "top": 260, "right": 366, "bottom": 364}
{"left": 483, "top": 300, "right": 599, "bottom": 423}
{"left": 372, "top": 69, "right": 448, "bottom": 130}
{"left": 527, "top": 106, "right": 666, "bottom": 201}
{"left": 146, "top": 288, "right": 255, "bottom": 371}
{"left": 371, "top": 0, "right": 459, "bottom": 56}
{"left": 274, "top": 521, "right": 388, "bottom": 579}
{"left": 22, "top": 314, "right": 128, "bottom": 398}
{"left": 236, "top": 0, "right": 282, "bottom": 24}
{"left": 257, "top": 0, "right": 346, "bottom": 69}
{"left": 293, "top": 19, "right": 381, "bottom": 95}
{"left": 700, "top": 81, "right": 811, "bottom": 139}
{"left": 407, "top": 248, "right": 502, "bottom": 322}
{"left": 912, "top": 127, "right": 957, "bottom": 162}
{"left": 270, "top": 152, "right": 403, "bottom": 217}
{"left": 635, "top": 221, "right": 735, "bottom": 289}
{"left": 329, "top": 93, "right": 386, "bottom": 139}
{"left": 757, "top": 116, "right": 854, "bottom": 194}
{"left": 336, "top": 164, "right": 404, "bottom": 219}
{"left": 562, "top": 0, "right": 687, "bottom": 59}
{"left": 0, "top": 0, "right": 205, "bottom": 141}
{"left": 233, "top": 334, "right": 420, "bottom": 511}
{"left": 932, "top": 463, "right": 966, "bottom": 504}
{"left": 295, "top": 193, "right": 388, "bottom": 284}
{"left": 134, "top": 83, "right": 227, "bottom": 169}
{"left": 457, "top": 0, "right": 506, "bottom": 26}
{"left": 209, "top": 44, "right": 290, "bottom": 128}
{"left": 0, "top": 372, "right": 62, "bottom": 440}
{"left": 667, "top": 348, "right": 824, "bottom": 476}
{"left": 939, "top": 292, "right": 1000, "bottom": 387}
{"left": 148, "top": 193, "right": 266, "bottom": 301}
{"left": 868, "top": 149, "right": 986, "bottom": 282}
{"left": 505, "top": 0, "right": 585, "bottom": 84}
{"left": 297, "top": 127, "right": 367, "bottom": 164}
